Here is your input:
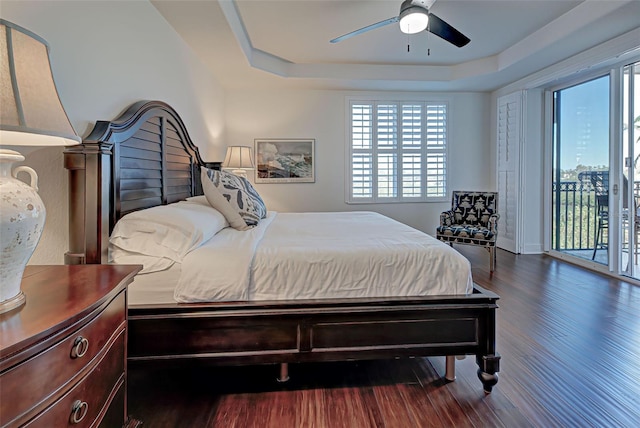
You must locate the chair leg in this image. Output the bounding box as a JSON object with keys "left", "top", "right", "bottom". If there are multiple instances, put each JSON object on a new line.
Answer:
{"left": 489, "top": 247, "right": 495, "bottom": 273}
{"left": 592, "top": 221, "right": 601, "bottom": 261}
{"left": 494, "top": 246, "right": 497, "bottom": 268}
{"left": 635, "top": 223, "right": 639, "bottom": 265}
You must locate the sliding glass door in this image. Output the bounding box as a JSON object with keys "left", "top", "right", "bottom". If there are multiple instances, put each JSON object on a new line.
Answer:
{"left": 552, "top": 76, "right": 610, "bottom": 264}
{"left": 551, "top": 61, "right": 640, "bottom": 278}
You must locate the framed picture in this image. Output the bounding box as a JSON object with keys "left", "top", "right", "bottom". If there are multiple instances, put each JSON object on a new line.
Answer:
{"left": 255, "top": 139, "right": 315, "bottom": 183}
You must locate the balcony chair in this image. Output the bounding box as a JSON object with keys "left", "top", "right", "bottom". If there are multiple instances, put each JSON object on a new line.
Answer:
{"left": 578, "top": 170, "right": 640, "bottom": 263}
{"left": 578, "top": 171, "right": 609, "bottom": 260}
{"left": 436, "top": 191, "right": 499, "bottom": 273}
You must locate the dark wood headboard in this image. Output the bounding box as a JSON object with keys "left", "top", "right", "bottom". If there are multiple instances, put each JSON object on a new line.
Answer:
{"left": 65, "top": 100, "right": 220, "bottom": 265}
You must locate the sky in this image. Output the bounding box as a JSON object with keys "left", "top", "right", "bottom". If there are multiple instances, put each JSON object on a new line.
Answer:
{"left": 558, "top": 75, "right": 609, "bottom": 170}
{"left": 557, "top": 66, "right": 640, "bottom": 171}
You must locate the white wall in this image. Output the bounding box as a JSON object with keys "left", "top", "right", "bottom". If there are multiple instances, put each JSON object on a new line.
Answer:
{"left": 225, "top": 89, "right": 493, "bottom": 235}
{"left": 1, "top": 0, "right": 226, "bottom": 264}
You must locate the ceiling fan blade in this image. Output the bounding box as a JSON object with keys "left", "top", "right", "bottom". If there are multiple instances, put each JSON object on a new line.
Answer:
{"left": 330, "top": 17, "right": 399, "bottom": 43}
{"left": 427, "top": 13, "right": 470, "bottom": 47}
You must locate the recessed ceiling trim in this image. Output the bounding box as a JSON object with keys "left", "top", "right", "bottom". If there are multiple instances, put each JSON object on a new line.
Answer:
{"left": 218, "top": 0, "right": 253, "bottom": 62}
{"left": 289, "top": 63, "right": 452, "bottom": 81}
{"left": 498, "top": 27, "right": 640, "bottom": 95}
{"left": 497, "top": 0, "right": 635, "bottom": 72}
{"left": 219, "top": 0, "right": 471, "bottom": 83}
{"left": 452, "top": 56, "right": 499, "bottom": 81}
{"left": 218, "top": 0, "right": 637, "bottom": 86}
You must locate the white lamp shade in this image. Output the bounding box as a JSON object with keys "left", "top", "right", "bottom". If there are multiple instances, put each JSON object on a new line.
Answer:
{"left": 223, "top": 146, "right": 255, "bottom": 170}
{"left": 0, "top": 19, "right": 80, "bottom": 147}
{"left": 399, "top": 6, "right": 429, "bottom": 34}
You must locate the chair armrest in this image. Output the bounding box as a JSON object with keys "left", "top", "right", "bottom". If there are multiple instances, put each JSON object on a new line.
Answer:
{"left": 488, "top": 213, "right": 500, "bottom": 233}
{"left": 440, "top": 210, "right": 455, "bottom": 226}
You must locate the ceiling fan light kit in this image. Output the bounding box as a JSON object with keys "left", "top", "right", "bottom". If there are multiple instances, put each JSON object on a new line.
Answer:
{"left": 399, "top": 2, "right": 429, "bottom": 34}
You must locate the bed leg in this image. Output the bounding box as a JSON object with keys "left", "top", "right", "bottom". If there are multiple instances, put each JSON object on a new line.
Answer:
{"left": 277, "top": 363, "right": 290, "bottom": 383}
{"left": 445, "top": 356, "right": 456, "bottom": 382}
{"left": 477, "top": 354, "right": 500, "bottom": 394}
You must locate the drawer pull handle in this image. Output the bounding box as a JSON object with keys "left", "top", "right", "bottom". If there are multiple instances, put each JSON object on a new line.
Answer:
{"left": 70, "top": 400, "right": 88, "bottom": 424}
{"left": 71, "top": 336, "right": 89, "bottom": 358}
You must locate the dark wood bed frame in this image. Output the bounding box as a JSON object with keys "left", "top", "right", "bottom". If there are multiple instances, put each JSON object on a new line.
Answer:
{"left": 65, "top": 100, "right": 500, "bottom": 393}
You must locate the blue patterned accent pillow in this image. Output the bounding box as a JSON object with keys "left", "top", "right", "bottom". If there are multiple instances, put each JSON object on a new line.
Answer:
{"left": 202, "top": 168, "right": 267, "bottom": 229}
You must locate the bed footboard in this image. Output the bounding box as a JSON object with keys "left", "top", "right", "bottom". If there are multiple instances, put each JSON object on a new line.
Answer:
{"left": 128, "top": 285, "right": 500, "bottom": 392}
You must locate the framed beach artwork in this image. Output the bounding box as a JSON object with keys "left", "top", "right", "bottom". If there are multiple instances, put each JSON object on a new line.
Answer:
{"left": 255, "top": 139, "right": 315, "bottom": 183}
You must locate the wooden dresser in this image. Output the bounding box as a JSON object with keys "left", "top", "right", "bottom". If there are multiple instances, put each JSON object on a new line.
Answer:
{"left": 0, "top": 264, "right": 141, "bottom": 428}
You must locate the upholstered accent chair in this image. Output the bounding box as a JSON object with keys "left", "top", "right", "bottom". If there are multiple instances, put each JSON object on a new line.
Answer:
{"left": 436, "top": 191, "right": 500, "bottom": 272}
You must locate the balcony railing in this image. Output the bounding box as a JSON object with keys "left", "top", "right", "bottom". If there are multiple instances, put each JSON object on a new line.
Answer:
{"left": 553, "top": 180, "right": 640, "bottom": 252}
{"left": 553, "top": 181, "right": 599, "bottom": 251}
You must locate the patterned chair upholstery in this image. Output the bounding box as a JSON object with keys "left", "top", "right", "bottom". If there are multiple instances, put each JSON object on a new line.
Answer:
{"left": 436, "top": 191, "right": 500, "bottom": 272}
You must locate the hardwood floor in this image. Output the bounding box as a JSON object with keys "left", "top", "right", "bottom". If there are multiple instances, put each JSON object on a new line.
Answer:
{"left": 128, "top": 247, "right": 640, "bottom": 427}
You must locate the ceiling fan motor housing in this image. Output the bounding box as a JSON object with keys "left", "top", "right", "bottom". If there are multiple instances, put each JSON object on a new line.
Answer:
{"left": 399, "top": 0, "right": 430, "bottom": 34}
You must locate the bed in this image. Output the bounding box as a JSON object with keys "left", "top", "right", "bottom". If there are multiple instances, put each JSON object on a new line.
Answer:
{"left": 65, "top": 100, "right": 500, "bottom": 393}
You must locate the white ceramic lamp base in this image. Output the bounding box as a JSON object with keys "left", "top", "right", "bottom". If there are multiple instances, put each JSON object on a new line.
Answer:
{"left": 0, "top": 149, "right": 46, "bottom": 314}
{"left": 230, "top": 169, "right": 249, "bottom": 179}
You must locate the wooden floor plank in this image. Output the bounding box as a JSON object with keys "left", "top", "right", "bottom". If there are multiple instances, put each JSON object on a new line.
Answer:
{"left": 367, "top": 361, "right": 423, "bottom": 427}
{"left": 128, "top": 248, "right": 640, "bottom": 427}
{"left": 296, "top": 389, "right": 326, "bottom": 428}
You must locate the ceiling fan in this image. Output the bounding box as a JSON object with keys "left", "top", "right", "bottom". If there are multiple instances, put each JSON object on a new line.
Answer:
{"left": 330, "top": 0, "right": 470, "bottom": 48}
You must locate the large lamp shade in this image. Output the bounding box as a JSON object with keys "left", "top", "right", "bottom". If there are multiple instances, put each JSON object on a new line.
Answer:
{"left": 0, "top": 19, "right": 80, "bottom": 314}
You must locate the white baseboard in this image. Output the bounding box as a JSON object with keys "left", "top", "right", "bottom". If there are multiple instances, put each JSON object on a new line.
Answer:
{"left": 522, "top": 243, "right": 543, "bottom": 254}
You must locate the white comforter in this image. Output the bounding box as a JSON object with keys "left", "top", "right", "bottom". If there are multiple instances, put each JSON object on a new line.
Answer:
{"left": 174, "top": 211, "right": 473, "bottom": 302}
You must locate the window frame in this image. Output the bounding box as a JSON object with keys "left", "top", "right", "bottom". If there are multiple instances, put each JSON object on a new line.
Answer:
{"left": 345, "top": 96, "right": 450, "bottom": 204}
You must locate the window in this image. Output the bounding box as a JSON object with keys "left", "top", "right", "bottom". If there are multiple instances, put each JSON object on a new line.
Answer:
{"left": 347, "top": 99, "right": 447, "bottom": 203}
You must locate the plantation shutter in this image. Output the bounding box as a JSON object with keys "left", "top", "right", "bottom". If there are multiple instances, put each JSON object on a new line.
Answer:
{"left": 351, "top": 104, "right": 373, "bottom": 198}
{"left": 402, "top": 104, "right": 423, "bottom": 198}
{"left": 348, "top": 99, "right": 447, "bottom": 203}
{"left": 377, "top": 104, "right": 398, "bottom": 199}
{"left": 496, "top": 91, "right": 523, "bottom": 253}
{"left": 425, "top": 104, "right": 447, "bottom": 197}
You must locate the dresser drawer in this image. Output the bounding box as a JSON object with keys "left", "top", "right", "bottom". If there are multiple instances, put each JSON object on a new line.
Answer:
{"left": 0, "top": 291, "right": 125, "bottom": 426}
{"left": 23, "top": 330, "right": 125, "bottom": 427}
{"left": 98, "top": 381, "right": 125, "bottom": 428}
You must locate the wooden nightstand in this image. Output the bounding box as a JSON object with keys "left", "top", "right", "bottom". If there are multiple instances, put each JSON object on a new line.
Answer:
{"left": 0, "top": 264, "right": 141, "bottom": 427}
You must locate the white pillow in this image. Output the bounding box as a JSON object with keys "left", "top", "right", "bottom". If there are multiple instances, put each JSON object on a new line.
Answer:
{"left": 184, "top": 195, "right": 209, "bottom": 206}
{"left": 201, "top": 168, "right": 267, "bottom": 230}
{"left": 109, "top": 200, "right": 228, "bottom": 264}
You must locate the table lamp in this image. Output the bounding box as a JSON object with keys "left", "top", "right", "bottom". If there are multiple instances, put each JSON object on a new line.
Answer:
{"left": 222, "top": 146, "right": 255, "bottom": 179}
{"left": 0, "top": 19, "right": 80, "bottom": 314}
